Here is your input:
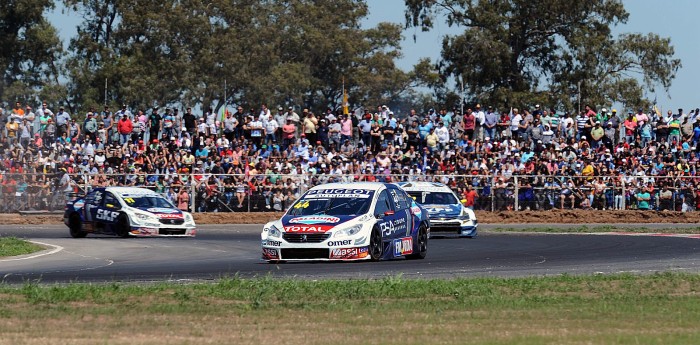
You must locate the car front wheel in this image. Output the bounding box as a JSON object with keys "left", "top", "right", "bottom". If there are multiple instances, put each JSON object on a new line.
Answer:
{"left": 115, "top": 215, "right": 131, "bottom": 238}
{"left": 369, "top": 225, "right": 383, "bottom": 261}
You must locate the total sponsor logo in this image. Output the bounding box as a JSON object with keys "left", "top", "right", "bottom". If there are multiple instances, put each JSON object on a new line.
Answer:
{"left": 289, "top": 216, "right": 341, "bottom": 225}
{"left": 156, "top": 213, "right": 184, "bottom": 219}
{"left": 330, "top": 247, "right": 369, "bottom": 259}
{"left": 284, "top": 225, "right": 333, "bottom": 233}
{"left": 262, "top": 248, "right": 279, "bottom": 260}
{"left": 327, "top": 239, "right": 352, "bottom": 247}
{"left": 393, "top": 237, "right": 413, "bottom": 257}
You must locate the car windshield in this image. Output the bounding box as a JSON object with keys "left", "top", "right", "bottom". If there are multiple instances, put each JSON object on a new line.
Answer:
{"left": 286, "top": 189, "right": 374, "bottom": 216}
{"left": 121, "top": 195, "right": 175, "bottom": 208}
{"left": 406, "top": 191, "right": 458, "bottom": 205}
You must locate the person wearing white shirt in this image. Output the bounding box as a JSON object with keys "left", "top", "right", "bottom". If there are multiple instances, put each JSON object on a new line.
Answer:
{"left": 435, "top": 122, "right": 450, "bottom": 149}
{"left": 474, "top": 104, "right": 486, "bottom": 141}
{"left": 264, "top": 115, "right": 279, "bottom": 145}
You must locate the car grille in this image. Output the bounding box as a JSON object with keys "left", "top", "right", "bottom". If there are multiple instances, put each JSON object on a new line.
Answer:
{"left": 159, "top": 228, "right": 187, "bottom": 235}
{"left": 281, "top": 248, "right": 329, "bottom": 260}
{"left": 430, "top": 222, "right": 462, "bottom": 233}
{"left": 159, "top": 218, "right": 185, "bottom": 225}
{"left": 282, "top": 233, "right": 330, "bottom": 243}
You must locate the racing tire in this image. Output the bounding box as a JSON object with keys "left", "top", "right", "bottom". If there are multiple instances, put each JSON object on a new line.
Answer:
{"left": 407, "top": 224, "right": 428, "bottom": 260}
{"left": 115, "top": 214, "right": 131, "bottom": 238}
{"left": 369, "top": 225, "right": 383, "bottom": 261}
{"left": 69, "top": 214, "right": 87, "bottom": 238}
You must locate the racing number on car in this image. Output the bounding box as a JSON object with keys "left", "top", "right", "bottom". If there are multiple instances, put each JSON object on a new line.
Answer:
{"left": 96, "top": 209, "right": 119, "bottom": 221}
{"left": 294, "top": 200, "right": 310, "bottom": 209}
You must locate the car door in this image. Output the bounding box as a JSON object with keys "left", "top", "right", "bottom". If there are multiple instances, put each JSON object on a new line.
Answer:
{"left": 84, "top": 189, "right": 102, "bottom": 224}
{"left": 388, "top": 187, "right": 416, "bottom": 257}
{"left": 374, "top": 189, "right": 405, "bottom": 243}
{"left": 96, "top": 192, "right": 121, "bottom": 231}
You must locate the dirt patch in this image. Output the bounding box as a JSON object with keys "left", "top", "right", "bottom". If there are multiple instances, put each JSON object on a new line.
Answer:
{"left": 5, "top": 210, "right": 700, "bottom": 225}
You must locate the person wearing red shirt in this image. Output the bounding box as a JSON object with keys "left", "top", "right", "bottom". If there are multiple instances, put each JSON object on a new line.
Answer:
{"left": 463, "top": 109, "right": 476, "bottom": 139}
{"left": 117, "top": 114, "right": 133, "bottom": 144}
{"left": 463, "top": 185, "right": 478, "bottom": 209}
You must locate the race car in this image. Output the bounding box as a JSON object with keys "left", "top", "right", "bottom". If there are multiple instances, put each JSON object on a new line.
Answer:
{"left": 395, "top": 182, "right": 477, "bottom": 238}
{"left": 260, "top": 182, "right": 430, "bottom": 262}
{"left": 64, "top": 186, "right": 196, "bottom": 238}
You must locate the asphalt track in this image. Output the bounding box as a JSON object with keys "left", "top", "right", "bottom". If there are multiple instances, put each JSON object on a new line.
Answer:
{"left": 1, "top": 224, "right": 700, "bottom": 285}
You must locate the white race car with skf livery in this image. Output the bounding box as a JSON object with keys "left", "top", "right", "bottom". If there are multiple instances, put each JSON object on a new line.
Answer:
{"left": 261, "top": 182, "right": 430, "bottom": 262}
{"left": 64, "top": 187, "right": 196, "bottom": 238}
{"left": 396, "top": 182, "right": 477, "bottom": 238}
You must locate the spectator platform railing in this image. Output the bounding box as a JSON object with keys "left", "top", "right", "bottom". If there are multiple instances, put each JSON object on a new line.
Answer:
{"left": 1, "top": 173, "right": 695, "bottom": 213}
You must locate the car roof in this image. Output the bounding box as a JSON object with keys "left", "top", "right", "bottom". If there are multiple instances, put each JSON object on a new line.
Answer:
{"left": 308, "top": 182, "right": 390, "bottom": 192}
{"left": 395, "top": 181, "right": 452, "bottom": 193}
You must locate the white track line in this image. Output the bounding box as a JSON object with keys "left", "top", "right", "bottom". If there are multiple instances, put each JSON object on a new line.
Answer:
{"left": 0, "top": 240, "right": 63, "bottom": 262}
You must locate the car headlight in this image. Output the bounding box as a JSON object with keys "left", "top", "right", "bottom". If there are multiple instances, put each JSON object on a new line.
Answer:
{"left": 183, "top": 213, "right": 194, "bottom": 224}
{"left": 333, "top": 224, "right": 363, "bottom": 238}
{"left": 135, "top": 213, "right": 158, "bottom": 222}
{"left": 458, "top": 209, "right": 471, "bottom": 221}
{"left": 267, "top": 225, "right": 282, "bottom": 238}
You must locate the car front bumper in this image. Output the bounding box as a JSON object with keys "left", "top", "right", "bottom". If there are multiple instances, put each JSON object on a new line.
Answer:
{"left": 428, "top": 218, "right": 478, "bottom": 238}
{"left": 262, "top": 239, "right": 371, "bottom": 261}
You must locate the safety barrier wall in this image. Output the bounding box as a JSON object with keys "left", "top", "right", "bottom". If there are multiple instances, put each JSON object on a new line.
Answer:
{"left": 0, "top": 173, "right": 694, "bottom": 213}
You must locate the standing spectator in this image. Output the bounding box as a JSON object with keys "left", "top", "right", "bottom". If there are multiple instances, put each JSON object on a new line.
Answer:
{"left": 264, "top": 114, "right": 279, "bottom": 145}
{"left": 339, "top": 114, "right": 353, "bottom": 143}
{"left": 302, "top": 111, "right": 318, "bottom": 145}
{"left": 483, "top": 106, "right": 498, "bottom": 141}
{"left": 222, "top": 111, "right": 237, "bottom": 142}
{"left": 6, "top": 117, "right": 19, "bottom": 145}
{"left": 668, "top": 113, "right": 681, "bottom": 144}
{"left": 148, "top": 107, "right": 162, "bottom": 143}
{"left": 281, "top": 119, "right": 296, "bottom": 150}
{"left": 84, "top": 112, "right": 98, "bottom": 141}
{"left": 117, "top": 113, "right": 133, "bottom": 144}
{"left": 462, "top": 109, "right": 476, "bottom": 139}
{"left": 328, "top": 118, "right": 341, "bottom": 150}
{"left": 55, "top": 106, "right": 71, "bottom": 137}
{"left": 623, "top": 112, "right": 637, "bottom": 143}
{"left": 636, "top": 187, "right": 651, "bottom": 210}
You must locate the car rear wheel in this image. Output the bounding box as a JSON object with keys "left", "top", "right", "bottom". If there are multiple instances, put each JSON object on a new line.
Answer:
{"left": 369, "top": 225, "right": 383, "bottom": 261}
{"left": 69, "top": 214, "right": 87, "bottom": 238}
{"left": 407, "top": 224, "right": 428, "bottom": 260}
{"left": 115, "top": 215, "right": 131, "bottom": 238}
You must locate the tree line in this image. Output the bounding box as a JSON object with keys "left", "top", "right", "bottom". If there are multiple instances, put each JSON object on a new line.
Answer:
{"left": 0, "top": 0, "right": 681, "bottom": 116}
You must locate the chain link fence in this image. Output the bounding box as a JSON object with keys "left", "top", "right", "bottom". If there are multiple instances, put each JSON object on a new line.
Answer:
{"left": 1, "top": 172, "right": 696, "bottom": 213}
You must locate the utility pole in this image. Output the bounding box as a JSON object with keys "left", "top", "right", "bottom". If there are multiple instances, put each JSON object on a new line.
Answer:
{"left": 104, "top": 78, "right": 108, "bottom": 106}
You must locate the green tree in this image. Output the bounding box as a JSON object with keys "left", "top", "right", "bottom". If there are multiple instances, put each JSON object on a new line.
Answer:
{"left": 0, "top": 0, "right": 64, "bottom": 106}
{"left": 405, "top": 0, "right": 681, "bottom": 110}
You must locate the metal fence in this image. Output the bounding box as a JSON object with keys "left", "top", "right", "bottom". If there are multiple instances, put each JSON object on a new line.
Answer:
{"left": 1, "top": 172, "right": 696, "bottom": 213}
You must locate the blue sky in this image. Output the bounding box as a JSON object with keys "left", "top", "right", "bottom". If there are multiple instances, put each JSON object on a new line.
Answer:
{"left": 49, "top": 0, "right": 698, "bottom": 112}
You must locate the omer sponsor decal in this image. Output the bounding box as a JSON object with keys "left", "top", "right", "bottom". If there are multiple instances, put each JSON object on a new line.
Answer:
{"left": 327, "top": 239, "right": 352, "bottom": 247}
{"left": 264, "top": 240, "right": 282, "bottom": 247}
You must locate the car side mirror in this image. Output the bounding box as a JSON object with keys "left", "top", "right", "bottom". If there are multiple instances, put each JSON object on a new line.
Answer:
{"left": 384, "top": 210, "right": 395, "bottom": 216}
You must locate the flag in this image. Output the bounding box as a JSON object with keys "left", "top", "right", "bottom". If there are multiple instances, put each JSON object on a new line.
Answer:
{"left": 653, "top": 99, "right": 661, "bottom": 117}
{"left": 218, "top": 105, "right": 229, "bottom": 122}
{"left": 342, "top": 77, "right": 349, "bottom": 115}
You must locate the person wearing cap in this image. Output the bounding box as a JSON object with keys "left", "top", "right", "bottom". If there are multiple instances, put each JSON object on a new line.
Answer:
{"left": 327, "top": 117, "right": 341, "bottom": 150}
{"left": 668, "top": 110, "right": 682, "bottom": 144}
{"left": 84, "top": 111, "right": 98, "bottom": 142}
{"left": 575, "top": 109, "right": 589, "bottom": 141}
{"left": 590, "top": 120, "right": 605, "bottom": 149}
{"left": 55, "top": 105, "right": 71, "bottom": 138}
{"left": 117, "top": 111, "right": 133, "bottom": 144}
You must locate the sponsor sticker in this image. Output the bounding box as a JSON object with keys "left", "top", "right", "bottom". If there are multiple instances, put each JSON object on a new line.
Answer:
{"left": 284, "top": 225, "right": 333, "bottom": 233}
{"left": 96, "top": 209, "right": 119, "bottom": 221}
{"left": 330, "top": 247, "right": 369, "bottom": 259}
{"left": 289, "top": 216, "right": 340, "bottom": 225}
{"left": 263, "top": 240, "right": 281, "bottom": 247}
{"left": 379, "top": 217, "right": 407, "bottom": 236}
{"left": 262, "top": 248, "right": 279, "bottom": 260}
{"left": 393, "top": 237, "right": 413, "bottom": 257}
{"left": 305, "top": 189, "right": 372, "bottom": 199}
{"left": 73, "top": 200, "right": 85, "bottom": 209}
{"left": 327, "top": 239, "right": 352, "bottom": 247}
{"left": 156, "top": 213, "right": 184, "bottom": 219}
{"left": 133, "top": 227, "right": 158, "bottom": 235}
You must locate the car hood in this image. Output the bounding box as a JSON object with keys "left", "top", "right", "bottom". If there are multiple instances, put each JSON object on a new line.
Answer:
{"left": 134, "top": 207, "right": 184, "bottom": 218}
{"left": 421, "top": 204, "right": 462, "bottom": 217}
{"left": 280, "top": 215, "right": 358, "bottom": 232}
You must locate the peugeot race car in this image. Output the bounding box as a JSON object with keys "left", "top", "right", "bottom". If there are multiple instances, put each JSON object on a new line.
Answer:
{"left": 396, "top": 182, "right": 477, "bottom": 237}
{"left": 261, "top": 182, "right": 430, "bottom": 262}
{"left": 64, "top": 187, "right": 196, "bottom": 238}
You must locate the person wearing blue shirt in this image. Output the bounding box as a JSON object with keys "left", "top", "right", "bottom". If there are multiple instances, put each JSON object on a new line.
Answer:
{"left": 418, "top": 119, "right": 432, "bottom": 140}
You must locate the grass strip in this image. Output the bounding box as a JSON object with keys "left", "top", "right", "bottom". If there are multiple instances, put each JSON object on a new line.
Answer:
{"left": 489, "top": 225, "right": 700, "bottom": 234}
{"left": 0, "top": 273, "right": 699, "bottom": 344}
{"left": 0, "top": 237, "right": 43, "bottom": 258}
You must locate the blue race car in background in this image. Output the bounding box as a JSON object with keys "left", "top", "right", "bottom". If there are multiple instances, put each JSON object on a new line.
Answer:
{"left": 64, "top": 187, "right": 196, "bottom": 238}
{"left": 396, "top": 182, "right": 477, "bottom": 238}
{"left": 261, "top": 182, "right": 430, "bottom": 262}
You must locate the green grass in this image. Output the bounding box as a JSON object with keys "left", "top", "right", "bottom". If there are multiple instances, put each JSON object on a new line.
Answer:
{"left": 0, "top": 237, "right": 43, "bottom": 258}
{"left": 490, "top": 225, "right": 700, "bottom": 234}
{"left": 1, "top": 273, "right": 699, "bottom": 344}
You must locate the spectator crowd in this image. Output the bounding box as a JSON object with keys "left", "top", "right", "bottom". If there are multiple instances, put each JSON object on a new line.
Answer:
{"left": 1, "top": 99, "right": 700, "bottom": 213}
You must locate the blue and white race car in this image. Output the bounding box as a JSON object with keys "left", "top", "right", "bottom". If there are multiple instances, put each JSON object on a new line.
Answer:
{"left": 261, "top": 182, "right": 430, "bottom": 262}
{"left": 64, "top": 187, "right": 196, "bottom": 238}
{"left": 396, "top": 182, "right": 477, "bottom": 238}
